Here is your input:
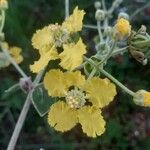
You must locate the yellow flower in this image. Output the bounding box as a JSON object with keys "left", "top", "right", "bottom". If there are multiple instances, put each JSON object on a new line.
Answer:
{"left": 115, "top": 18, "right": 131, "bottom": 39}
{"left": 30, "top": 7, "right": 86, "bottom": 73}
{"left": 59, "top": 38, "right": 86, "bottom": 71}
{"left": 44, "top": 69, "right": 116, "bottom": 137}
{"left": 133, "top": 90, "right": 150, "bottom": 107}
{"left": 1, "top": 42, "right": 23, "bottom": 65}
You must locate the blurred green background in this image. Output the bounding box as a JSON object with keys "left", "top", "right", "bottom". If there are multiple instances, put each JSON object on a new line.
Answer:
{"left": 0, "top": 0, "right": 150, "bottom": 149}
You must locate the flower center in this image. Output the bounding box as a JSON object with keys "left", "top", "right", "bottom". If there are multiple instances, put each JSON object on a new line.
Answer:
{"left": 65, "top": 88, "right": 86, "bottom": 109}
{"left": 53, "top": 28, "right": 69, "bottom": 47}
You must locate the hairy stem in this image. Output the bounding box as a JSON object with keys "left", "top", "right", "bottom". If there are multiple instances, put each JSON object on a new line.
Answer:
{"left": 100, "top": 69, "right": 136, "bottom": 97}
{"left": 0, "top": 10, "right": 5, "bottom": 32}
{"left": 130, "top": 1, "right": 150, "bottom": 20}
{"left": 0, "top": 44, "right": 27, "bottom": 78}
{"left": 97, "top": 21, "right": 104, "bottom": 42}
{"left": 65, "top": 0, "right": 69, "bottom": 19}
{"left": 98, "top": 40, "right": 117, "bottom": 65}
{"left": 111, "top": 46, "right": 128, "bottom": 56}
{"left": 7, "top": 69, "right": 45, "bottom": 150}
{"left": 7, "top": 94, "right": 31, "bottom": 150}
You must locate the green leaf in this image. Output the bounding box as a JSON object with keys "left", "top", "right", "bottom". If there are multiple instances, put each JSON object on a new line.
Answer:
{"left": 31, "top": 85, "right": 56, "bottom": 117}
{"left": 0, "top": 52, "right": 10, "bottom": 69}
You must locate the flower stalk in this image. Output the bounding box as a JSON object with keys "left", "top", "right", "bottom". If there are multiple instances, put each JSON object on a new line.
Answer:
{"left": 7, "top": 69, "right": 45, "bottom": 150}
{"left": 100, "top": 68, "right": 136, "bottom": 97}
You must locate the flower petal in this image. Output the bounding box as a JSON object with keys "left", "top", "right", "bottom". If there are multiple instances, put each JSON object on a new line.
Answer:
{"left": 84, "top": 77, "right": 116, "bottom": 108}
{"left": 32, "top": 26, "right": 53, "bottom": 51}
{"left": 62, "top": 7, "right": 85, "bottom": 33}
{"left": 78, "top": 106, "right": 106, "bottom": 137}
{"left": 44, "top": 69, "right": 68, "bottom": 97}
{"left": 48, "top": 101, "right": 78, "bottom": 132}
{"left": 65, "top": 71, "right": 85, "bottom": 88}
{"left": 59, "top": 38, "right": 86, "bottom": 71}
{"left": 30, "top": 47, "right": 58, "bottom": 73}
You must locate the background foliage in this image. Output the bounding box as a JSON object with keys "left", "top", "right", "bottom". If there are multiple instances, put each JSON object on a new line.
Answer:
{"left": 0, "top": 0, "right": 150, "bottom": 149}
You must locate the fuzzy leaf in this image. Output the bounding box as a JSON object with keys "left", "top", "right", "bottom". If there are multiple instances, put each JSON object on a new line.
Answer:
{"left": 31, "top": 85, "right": 56, "bottom": 117}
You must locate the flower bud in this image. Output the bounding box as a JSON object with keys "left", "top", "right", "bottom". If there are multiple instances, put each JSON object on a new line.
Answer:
{"left": 133, "top": 90, "right": 150, "bottom": 107}
{"left": 104, "top": 26, "right": 113, "bottom": 37}
{"left": 118, "top": 12, "right": 129, "bottom": 20}
{"left": 19, "top": 77, "right": 33, "bottom": 93}
{"left": 94, "top": 1, "right": 101, "bottom": 9}
{"left": 0, "top": 0, "right": 8, "bottom": 10}
{"left": 114, "top": 18, "right": 131, "bottom": 40}
{"left": 128, "top": 25, "right": 150, "bottom": 65}
{"left": 95, "top": 9, "right": 105, "bottom": 21}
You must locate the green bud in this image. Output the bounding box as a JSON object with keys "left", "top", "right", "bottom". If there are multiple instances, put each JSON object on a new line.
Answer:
{"left": 95, "top": 9, "right": 105, "bottom": 21}
{"left": 94, "top": 1, "right": 101, "bottom": 9}
{"left": 128, "top": 25, "right": 150, "bottom": 65}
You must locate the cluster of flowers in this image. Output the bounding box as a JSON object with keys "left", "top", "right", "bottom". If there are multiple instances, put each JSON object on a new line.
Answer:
{"left": 30, "top": 7, "right": 115, "bottom": 137}
{"left": 1, "top": 0, "right": 149, "bottom": 138}
{"left": 30, "top": 6, "right": 150, "bottom": 137}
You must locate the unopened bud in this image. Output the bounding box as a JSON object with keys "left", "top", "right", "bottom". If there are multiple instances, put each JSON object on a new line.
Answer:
{"left": 19, "top": 77, "right": 33, "bottom": 93}
{"left": 94, "top": 1, "right": 101, "bottom": 9}
{"left": 133, "top": 90, "right": 150, "bottom": 107}
{"left": 95, "top": 9, "right": 105, "bottom": 21}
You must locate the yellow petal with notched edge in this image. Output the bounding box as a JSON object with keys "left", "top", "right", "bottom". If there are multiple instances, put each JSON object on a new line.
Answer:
{"left": 59, "top": 38, "right": 86, "bottom": 71}
{"left": 44, "top": 69, "right": 68, "bottom": 97}
{"left": 62, "top": 7, "right": 85, "bottom": 33}
{"left": 48, "top": 101, "right": 78, "bottom": 132}
{"left": 84, "top": 77, "right": 116, "bottom": 108}
{"left": 78, "top": 106, "right": 106, "bottom": 137}
{"left": 65, "top": 71, "right": 85, "bottom": 88}
{"left": 30, "top": 47, "right": 58, "bottom": 73}
{"left": 32, "top": 26, "right": 53, "bottom": 51}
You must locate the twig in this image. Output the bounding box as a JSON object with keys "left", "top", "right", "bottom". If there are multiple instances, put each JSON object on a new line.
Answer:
{"left": 97, "top": 21, "right": 104, "bottom": 42}
{"left": 130, "top": 2, "right": 150, "bottom": 20}
{"left": 65, "top": 0, "right": 69, "bottom": 19}
{"left": 1, "top": 44, "right": 27, "bottom": 78}
{"left": 0, "top": 10, "right": 5, "bottom": 32}
{"left": 7, "top": 69, "right": 45, "bottom": 150}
